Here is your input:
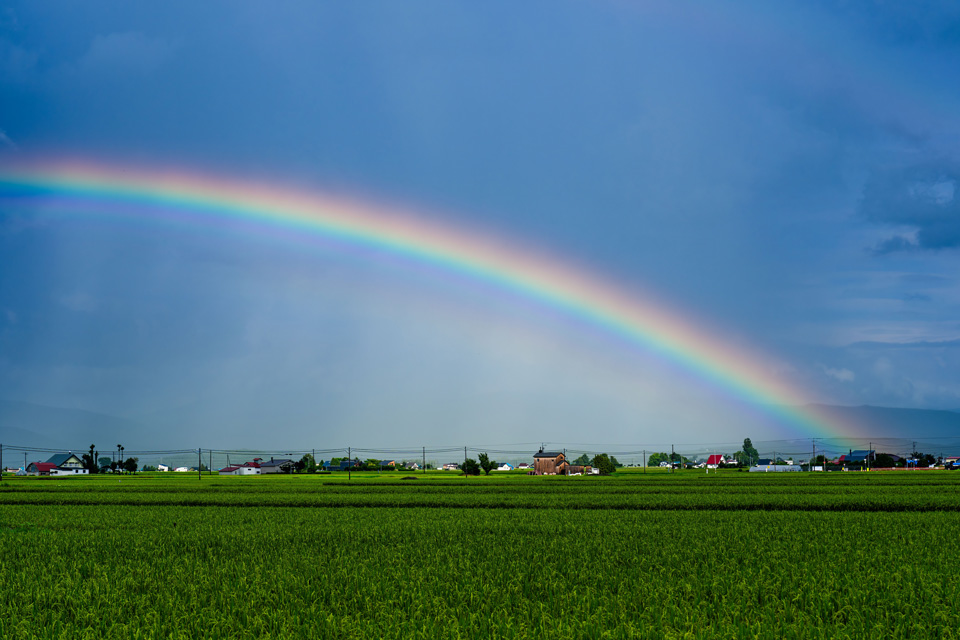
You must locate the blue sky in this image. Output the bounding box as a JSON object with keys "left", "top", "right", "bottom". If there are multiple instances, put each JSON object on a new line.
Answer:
{"left": 1, "top": 1, "right": 959, "bottom": 448}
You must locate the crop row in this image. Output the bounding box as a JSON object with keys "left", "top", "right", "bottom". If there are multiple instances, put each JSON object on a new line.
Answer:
{"left": 1, "top": 504, "right": 958, "bottom": 639}
{"left": 1, "top": 472, "right": 958, "bottom": 511}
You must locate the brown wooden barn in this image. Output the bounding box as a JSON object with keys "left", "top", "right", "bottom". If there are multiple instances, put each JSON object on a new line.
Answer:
{"left": 533, "top": 448, "right": 567, "bottom": 475}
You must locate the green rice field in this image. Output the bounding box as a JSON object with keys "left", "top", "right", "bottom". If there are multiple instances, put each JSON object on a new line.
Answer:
{"left": 2, "top": 470, "right": 959, "bottom": 639}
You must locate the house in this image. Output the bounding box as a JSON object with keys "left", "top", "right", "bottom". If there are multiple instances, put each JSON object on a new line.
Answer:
{"left": 533, "top": 448, "right": 567, "bottom": 475}
{"left": 157, "top": 464, "right": 170, "bottom": 472}
{"left": 516, "top": 463, "right": 531, "bottom": 470}
{"left": 379, "top": 460, "right": 396, "bottom": 469}
{"left": 496, "top": 463, "right": 514, "bottom": 471}
{"left": 260, "top": 458, "right": 295, "bottom": 474}
{"left": 706, "top": 454, "right": 723, "bottom": 469}
{"left": 174, "top": 467, "right": 190, "bottom": 472}
{"left": 442, "top": 463, "right": 459, "bottom": 471}
{"left": 26, "top": 462, "right": 58, "bottom": 476}
{"left": 47, "top": 453, "right": 85, "bottom": 470}
{"left": 27, "top": 453, "right": 90, "bottom": 476}
{"left": 220, "top": 461, "right": 262, "bottom": 476}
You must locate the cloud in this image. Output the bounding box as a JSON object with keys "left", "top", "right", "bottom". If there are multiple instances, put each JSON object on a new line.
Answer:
{"left": 823, "top": 366, "right": 855, "bottom": 382}
{"left": 0, "top": 129, "right": 16, "bottom": 149}
{"left": 58, "top": 292, "right": 97, "bottom": 313}
{"left": 861, "top": 163, "right": 960, "bottom": 252}
{"left": 74, "top": 31, "right": 178, "bottom": 78}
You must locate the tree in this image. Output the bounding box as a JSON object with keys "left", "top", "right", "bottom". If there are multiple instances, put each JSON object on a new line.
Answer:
{"left": 742, "top": 438, "right": 759, "bottom": 465}
{"left": 478, "top": 452, "right": 497, "bottom": 476}
{"left": 609, "top": 455, "right": 623, "bottom": 468}
{"left": 298, "top": 453, "right": 316, "bottom": 473}
{"left": 82, "top": 444, "right": 99, "bottom": 474}
{"left": 648, "top": 452, "right": 671, "bottom": 467}
{"left": 591, "top": 453, "right": 616, "bottom": 475}
{"left": 122, "top": 457, "right": 139, "bottom": 473}
{"left": 98, "top": 457, "right": 113, "bottom": 473}
{"left": 461, "top": 458, "right": 481, "bottom": 476}
{"left": 573, "top": 453, "right": 591, "bottom": 465}
{"left": 873, "top": 453, "right": 896, "bottom": 468}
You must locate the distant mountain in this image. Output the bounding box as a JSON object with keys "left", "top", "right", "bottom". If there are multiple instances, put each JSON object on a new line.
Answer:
{"left": 0, "top": 400, "right": 146, "bottom": 451}
{"left": 806, "top": 404, "right": 960, "bottom": 441}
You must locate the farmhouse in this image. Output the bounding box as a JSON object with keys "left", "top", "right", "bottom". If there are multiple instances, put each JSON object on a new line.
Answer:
{"left": 442, "top": 463, "right": 459, "bottom": 471}
{"left": 706, "top": 454, "right": 723, "bottom": 469}
{"left": 219, "top": 461, "right": 262, "bottom": 476}
{"left": 260, "top": 458, "right": 295, "bottom": 474}
{"left": 533, "top": 449, "right": 567, "bottom": 475}
{"left": 26, "top": 452, "right": 89, "bottom": 476}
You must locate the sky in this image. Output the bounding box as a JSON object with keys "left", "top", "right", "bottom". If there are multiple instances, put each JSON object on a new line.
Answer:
{"left": 1, "top": 1, "right": 959, "bottom": 449}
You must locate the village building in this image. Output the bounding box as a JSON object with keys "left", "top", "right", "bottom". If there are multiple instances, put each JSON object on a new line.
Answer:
{"left": 26, "top": 453, "right": 89, "bottom": 476}
{"left": 219, "top": 461, "right": 262, "bottom": 476}
{"left": 260, "top": 458, "right": 295, "bottom": 474}
{"left": 533, "top": 449, "right": 567, "bottom": 475}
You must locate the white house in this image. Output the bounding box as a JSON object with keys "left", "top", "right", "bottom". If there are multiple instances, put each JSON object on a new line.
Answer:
{"left": 157, "top": 464, "right": 170, "bottom": 472}
{"left": 174, "top": 467, "right": 190, "bottom": 472}
{"left": 219, "top": 461, "right": 262, "bottom": 476}
{"left": 496, "top": 463, "right": 514, "bottom": 471}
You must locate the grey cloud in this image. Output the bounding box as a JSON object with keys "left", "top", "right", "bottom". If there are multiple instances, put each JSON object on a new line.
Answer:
{"left": 861, "top": 163, "right": 960, "bottom": 252}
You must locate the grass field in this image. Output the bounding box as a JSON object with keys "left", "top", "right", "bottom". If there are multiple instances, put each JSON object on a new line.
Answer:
{"left": 2, "top": 470, "right": 959, "bottom": 639}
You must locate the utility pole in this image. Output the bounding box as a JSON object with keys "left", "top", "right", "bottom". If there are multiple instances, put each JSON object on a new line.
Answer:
{"left": 671, "top": 444, "right": 675, "bottom": 474}
{"left": 868, "top": 442, "right": 872, "bottom": 471}
{"left": 643, "top": 450, "right": 646, "bottom": 474}
{"left": 422, "top": 446, "right": 426, "bottom": 474}
{"left": 209, "top": 450, "right": 212, "bottom": 475}
{"left": 1, "top": 443, "right": 3, "bottom": 482}
{"left": 198, "top": 448, "right": 201, "bottom": 480}
{"left": 348, "top": 447, "right": 351, "bottom": 481}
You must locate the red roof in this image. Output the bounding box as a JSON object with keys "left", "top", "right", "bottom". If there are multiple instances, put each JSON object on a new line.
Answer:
{"left": 31, "top": 462, "right": 57, "bottom": 472}
{"left": 219, "top": 466, "right": 240, "bottom": 473}
{"left": 241, "top": 461, "right": 260, "bottom": 468}
{"left": 706, "top": 455, "right": 723, "bottom": 465}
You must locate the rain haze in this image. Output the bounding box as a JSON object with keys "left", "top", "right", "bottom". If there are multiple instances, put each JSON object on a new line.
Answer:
{"left": 2, "top": 1, "right": 960, "bottom": 450}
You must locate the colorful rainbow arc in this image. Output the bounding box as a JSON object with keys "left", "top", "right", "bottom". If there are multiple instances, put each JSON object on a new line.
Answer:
{"left": 0, "top": 161, "right": 850, "bottom": 439}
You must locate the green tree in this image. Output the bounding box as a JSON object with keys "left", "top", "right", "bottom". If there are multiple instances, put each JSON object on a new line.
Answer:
{"left": 478, "top": 452, "right": 497, "bottom": 476}
{"left": 98, "top": 457, "right": 113, "bottom": 473}
{"left": 461, "top": 458, "right": 481, "bottom": 476}
{"left": 591, "top": 453, "right": 616, "bottom": 475}
{"left": 647, "top": 452, "right": 671, "bottom": 467}
{"left": 873, "top": 453, "right": 895, "bottom": 468}
{"left": 298, "top": 453, "right": 316, "bottom": 473}
{"left": 742, "top": 438, "right": 760, "bottom": 465}
{"left": 609, "top": 455, "right": 623, "bottom": 468}
{"left": 122, "top": 457, "right": 139, "bottom": 473}
{"left": 572, "top": 453, "right": 591, "bottom": 465}
{"left": 81, "top": 444, "right": 99, "bottom": 474}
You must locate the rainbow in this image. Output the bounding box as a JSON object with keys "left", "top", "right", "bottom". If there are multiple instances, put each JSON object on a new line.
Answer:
{"left": 0, "top": 160, "right": 854, "bottom": 439}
